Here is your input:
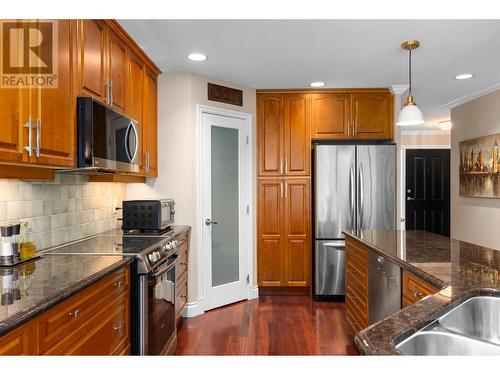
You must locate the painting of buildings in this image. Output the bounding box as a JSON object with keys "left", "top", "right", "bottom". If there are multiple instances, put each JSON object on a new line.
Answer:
{"left": 460, "top": 132, "right": 500, "bottom": 197}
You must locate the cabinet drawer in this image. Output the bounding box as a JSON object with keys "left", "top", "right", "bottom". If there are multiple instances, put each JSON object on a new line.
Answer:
{"left": 345, "top": 240, "right": 368, "bottom": 264}
{"left": 345, "top": 276, "right": 368, "bottom": 317}
{"left": 345, "top": 303, "right": 367, "bottom": 333}
{"left": 176, "top": 275, "right": 187, "bottom": 317}
{"left": 402, "top": 271, "right": 438, "bottom": 304}
{"left": 46, "top": 292, "right": 129, "bottom": 355}
{"left": 0, "top": 322, "right": 35, "bottom": 355}
{"left": 36, "top": 266, "right": 129, "bottom": 352}
{"left": 345, "top": 257, "right": 368, "bottom": 290}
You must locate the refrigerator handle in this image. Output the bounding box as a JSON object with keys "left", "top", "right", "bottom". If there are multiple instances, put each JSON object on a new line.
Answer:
{"left": 349, "top": 164, "right": 355, "bottom": 231}
{"left": 358, "top": 163, "right": 364, "bottom": 229}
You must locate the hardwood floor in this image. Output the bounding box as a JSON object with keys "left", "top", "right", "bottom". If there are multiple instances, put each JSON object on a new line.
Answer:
{"left": 176, "top": 296, "right": 359, "bottom": 355}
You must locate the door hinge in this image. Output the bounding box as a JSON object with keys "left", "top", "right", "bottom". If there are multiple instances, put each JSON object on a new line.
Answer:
{"left": 246, "top": 135, "right": 249, "bottom": 145}
{"left": 246, "top": 274, "right": 250, "bottom": 284}
{"left": 246, "top": 204, "right": 249, "bottom": 215}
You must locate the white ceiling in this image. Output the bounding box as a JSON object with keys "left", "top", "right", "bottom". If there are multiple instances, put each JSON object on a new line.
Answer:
{"left": 119, "top": 19, "right": 500, "bottom": 129}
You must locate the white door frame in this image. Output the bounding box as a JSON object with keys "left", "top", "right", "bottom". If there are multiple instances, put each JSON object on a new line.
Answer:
{"left": 190, "top": 104, "right": 255, "bottom": 316}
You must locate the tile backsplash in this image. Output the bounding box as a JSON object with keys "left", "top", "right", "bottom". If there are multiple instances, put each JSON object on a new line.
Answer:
{"left": 0, "top": 174, "right": 126, "bottom": 251}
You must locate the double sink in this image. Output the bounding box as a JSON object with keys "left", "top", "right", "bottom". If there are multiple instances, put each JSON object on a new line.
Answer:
{"left": 396, "top": 295, "right": 500, "bottom": 355}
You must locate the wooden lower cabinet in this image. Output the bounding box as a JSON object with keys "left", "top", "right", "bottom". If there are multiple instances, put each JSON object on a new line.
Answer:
{"left": 258, "top": 178, "right": 310, "bottom": 292}
{"left": 344, "top": 238, "right": 369, "bottom": 333}
{"left": 175, "top": 230, "right": 190, "bottom": 325}
{"left": 0, "top": 265, "right": 130, "bottom": 355}
{"left": 402, "top": 270, "right": 439, "bottom": 307}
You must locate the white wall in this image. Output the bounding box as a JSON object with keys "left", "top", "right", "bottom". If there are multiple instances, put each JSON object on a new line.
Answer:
{"left": 451, "top": 89, "right": 500, "bottom": 249}
{"left": 127, "top": 72, "right": 257, "bottom": 306}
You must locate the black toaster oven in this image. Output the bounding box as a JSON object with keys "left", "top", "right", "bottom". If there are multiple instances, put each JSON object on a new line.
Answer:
{"left": 122, "top": 200, "right": 175, "bottom": 232}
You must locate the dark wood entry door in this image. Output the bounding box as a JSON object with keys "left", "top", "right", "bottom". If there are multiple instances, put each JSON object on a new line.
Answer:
{"left": 405, "top": 149, "right": 451, "bottom": 236}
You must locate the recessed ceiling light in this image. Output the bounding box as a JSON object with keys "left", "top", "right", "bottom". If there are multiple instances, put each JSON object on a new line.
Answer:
{"left": 454, "top": 73, "right": 474, "bottom": 80}
{"left": 187, "top": 53, "right": 207, "bottom": 62}
{"left": 439, "top": 120, "right": 452, "bottom": 130}
{"left": 310, "top": 81, "right": 326, "bottom": 88}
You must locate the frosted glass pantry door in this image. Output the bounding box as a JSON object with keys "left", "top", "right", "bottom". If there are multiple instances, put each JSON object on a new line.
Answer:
{"left": 201, "top": 110, "right": 251, "bottom": 311}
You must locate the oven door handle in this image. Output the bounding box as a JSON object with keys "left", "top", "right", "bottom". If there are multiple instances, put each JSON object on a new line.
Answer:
{"left": 152, "top": 256, "right": 178, "bottom": 278}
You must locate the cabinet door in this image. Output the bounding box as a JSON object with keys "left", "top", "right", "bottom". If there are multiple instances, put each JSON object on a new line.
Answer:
{"left": 351, "top": 92, "right": 393, "bottom": 140}
{"left": 31, "top": 20, "right": 75, "bottom": 167}
{"left": 258, "top": 94, "right": 284, "bottom": 176}
{"left": 284, "top": 179, "right": 310, "bottom": 287}
{"left": 78, "top": 19, "right": 106, "bottom": 102}
{"left": 143, "top": 69, "right": 158, "bottom": 176}
{"left": 129, "top": 53, "right": 145, "bottom": 173}
{"left": 311, "top": 93, "right": 350, "bottom": 139}
{"left": 0, "top": 89, "right": 28, "bottom": 163}
{"left": 106, "top": 27, "right": 127, "bottom": 113}
{"left": 258, "top": 179, "right": 285, "bottom": 287}
{"left": 0, "top": 322, "right": 35, "bottom": 355}
{"left": 284, "top": 94, "right": 310, "bottom": 176}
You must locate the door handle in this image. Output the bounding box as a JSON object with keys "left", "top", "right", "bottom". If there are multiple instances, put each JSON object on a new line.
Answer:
{"left": 35, "top": 119, "right": 41, "bottom": 157}
{"left": 205, "top": 219, "right": 218, "bottom": 226}
{"left": 407, "top": 197, "right": 415, "bottom": 201}
{"left": 24, "top": 117, "right": 33, "bottom": 157}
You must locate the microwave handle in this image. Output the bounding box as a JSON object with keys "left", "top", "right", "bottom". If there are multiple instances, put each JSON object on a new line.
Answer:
{"left": 125, "top": 120, "right": 139, "bottom": 163}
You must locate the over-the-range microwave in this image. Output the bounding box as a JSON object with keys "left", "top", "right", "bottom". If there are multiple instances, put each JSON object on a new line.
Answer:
{"left": 76, "top": 97, "right": 140, "bottom": 173}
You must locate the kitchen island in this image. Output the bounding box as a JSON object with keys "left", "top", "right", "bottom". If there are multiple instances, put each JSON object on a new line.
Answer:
{"left": 344, "top": 230, "right": 500, "bottom": 355}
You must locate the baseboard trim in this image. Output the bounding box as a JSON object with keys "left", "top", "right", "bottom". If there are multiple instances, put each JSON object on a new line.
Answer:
{"left": 259, "top": 286, "right": 310, "bottom": 296}
{"left": 184, "top": 297, "right": 205, "bottom": 317}
{"left": 248, "top": 285, "right": 259, "bottom": 300}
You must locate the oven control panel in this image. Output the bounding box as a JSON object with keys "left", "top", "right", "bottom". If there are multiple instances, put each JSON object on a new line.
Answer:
{"left": 145, "top": 240, "right": 179, "bottom": 269}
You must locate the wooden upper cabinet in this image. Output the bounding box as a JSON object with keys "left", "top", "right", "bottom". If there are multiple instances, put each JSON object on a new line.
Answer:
{"left": 129, "top": 53, "right": 145, "bottom": 172}
{"left": 143, "top": 69, "right": 158, "bottom": 176}
{"left": 284, "top": 178, "right": 310, "bottom": 287}
{"left": 78, "top": 19, "right": 106, "bottom": 102}
{"left": 351, "top": 92, "right": 392, "bottom": 139}
{"left": 257, "top": 178, "right": 285, "bottom": 287}
{"left": 258, "top": 94, "right": 284, "bottom": 176}
{"left": 106, "top": 28, "right": 128, "bottom": 113}
{"left": 31, "top": 20, "right": 75, "bottom": 167}
{"left": 284, "top": 94, "right": 310, "bottom": 175}
{"left": 311, "top": 93, "right": 350, "bottom": 139}
{"left": 0, "top": 88, "right": 28, "bottom": 164}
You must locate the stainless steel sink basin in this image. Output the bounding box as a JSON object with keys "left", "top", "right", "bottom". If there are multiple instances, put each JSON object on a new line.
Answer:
{"left": 396, "top": 331, "right": 500, "bottom": 356}
{"left": 395, "top": 295, "right": 500, "bottom": 355}
{"left": 439, "top": 296, "right": 500, "bottom": 345}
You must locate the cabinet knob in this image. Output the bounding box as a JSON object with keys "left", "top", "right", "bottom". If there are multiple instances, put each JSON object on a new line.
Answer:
{"left": 114, "top": 281, "right": 123, "bottom": 288}
{"left": 68, "top": 309, "right": 80, "bottom": 318}
{"left": 412, "top": 289, "right": 423, "bottom": 298}
{"left": 113, "top": 325, "right": 123, "bottom": 333}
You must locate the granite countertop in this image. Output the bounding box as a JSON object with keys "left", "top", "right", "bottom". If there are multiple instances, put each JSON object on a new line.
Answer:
{"left": 343, "top": 230, "right": 500, "bottom": 355}
{"left": 0, "top": 254, "right": 133, "bottom": 337}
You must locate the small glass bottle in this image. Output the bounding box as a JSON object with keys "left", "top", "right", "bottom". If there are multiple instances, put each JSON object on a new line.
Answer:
{"left": 20, "top": 222, "right": 36, "bottom": 261}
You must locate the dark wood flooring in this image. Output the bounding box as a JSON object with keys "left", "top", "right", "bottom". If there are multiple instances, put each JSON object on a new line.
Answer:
{"left": 176, "top": 296, "right": 359, "bottom": 355}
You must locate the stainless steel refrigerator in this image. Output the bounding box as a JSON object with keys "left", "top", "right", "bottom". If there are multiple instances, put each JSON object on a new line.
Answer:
{"left": 314, "top": 144, "right": 396, "bottom": 298}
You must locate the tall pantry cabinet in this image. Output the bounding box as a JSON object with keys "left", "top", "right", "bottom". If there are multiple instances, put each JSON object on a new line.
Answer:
{"left": 257, "top": 93, "right": 311, "bottom": 292}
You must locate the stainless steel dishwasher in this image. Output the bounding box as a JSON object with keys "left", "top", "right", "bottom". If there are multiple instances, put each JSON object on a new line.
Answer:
{"left": 368, "top": 251, "right": 402, "bottom": 324}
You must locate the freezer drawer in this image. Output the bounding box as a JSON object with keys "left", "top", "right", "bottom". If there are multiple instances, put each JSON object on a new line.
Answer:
{"left": 315, "top": 240, "right": 345, "bottom": 296}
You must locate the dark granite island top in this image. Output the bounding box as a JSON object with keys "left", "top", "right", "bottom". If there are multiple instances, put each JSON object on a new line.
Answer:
{"left": 343, "top": 230, "right": 500, "bottom": 355}
{"left": 0, "top": 254, "right": 132, "bottom": 337}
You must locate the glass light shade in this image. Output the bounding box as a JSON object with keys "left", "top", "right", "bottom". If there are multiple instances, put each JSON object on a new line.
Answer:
{"left": 397, "top": 103, "right": 424, "bottom": 126}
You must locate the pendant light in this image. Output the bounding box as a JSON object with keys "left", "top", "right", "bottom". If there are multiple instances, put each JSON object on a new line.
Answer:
{"left": 397, "top": 40, "right": 424, "bottom": 126}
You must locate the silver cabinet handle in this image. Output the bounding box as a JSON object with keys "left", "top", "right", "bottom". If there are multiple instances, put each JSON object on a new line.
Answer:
{"left": 284, "top": 181, "right": 288, "bottom": 199}
{"left": 114, "top": 281, "right": 123, "bottom": 288}
{"left": 347, "top": 120, "right": 351, "bottom": 136}
{"left": 104, "top": 82, "right": 110, "bottom": 105}
{"left": 145, "top": 151, "right": 150, "bottom": 172}
{"left": 280, "top": 181, "right": 283, "bottom": 198}
{"left": 280, "top": 160, "right": 283, "bottom": 174}
{"left": 68, "top": 309, "right": 80, "bottom": 318}
{"left": 35, "top": 119, "right": 41, "bottom": 157}
{"left": 284, "top": 160, "right": 288, "bottom": 174}
{"left": 24, "top": 117, "right": 33, "bottom": 157}
{"left": 109, "top": 81, "right": 113, "bottom": 106}
{"left": 205, "top": 219, "right": 218, "bottom": 226}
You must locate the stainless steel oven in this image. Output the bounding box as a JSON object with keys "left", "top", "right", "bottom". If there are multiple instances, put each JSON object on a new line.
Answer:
{"left": 138, "top": 244, "right": 178, "bottom": 355}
